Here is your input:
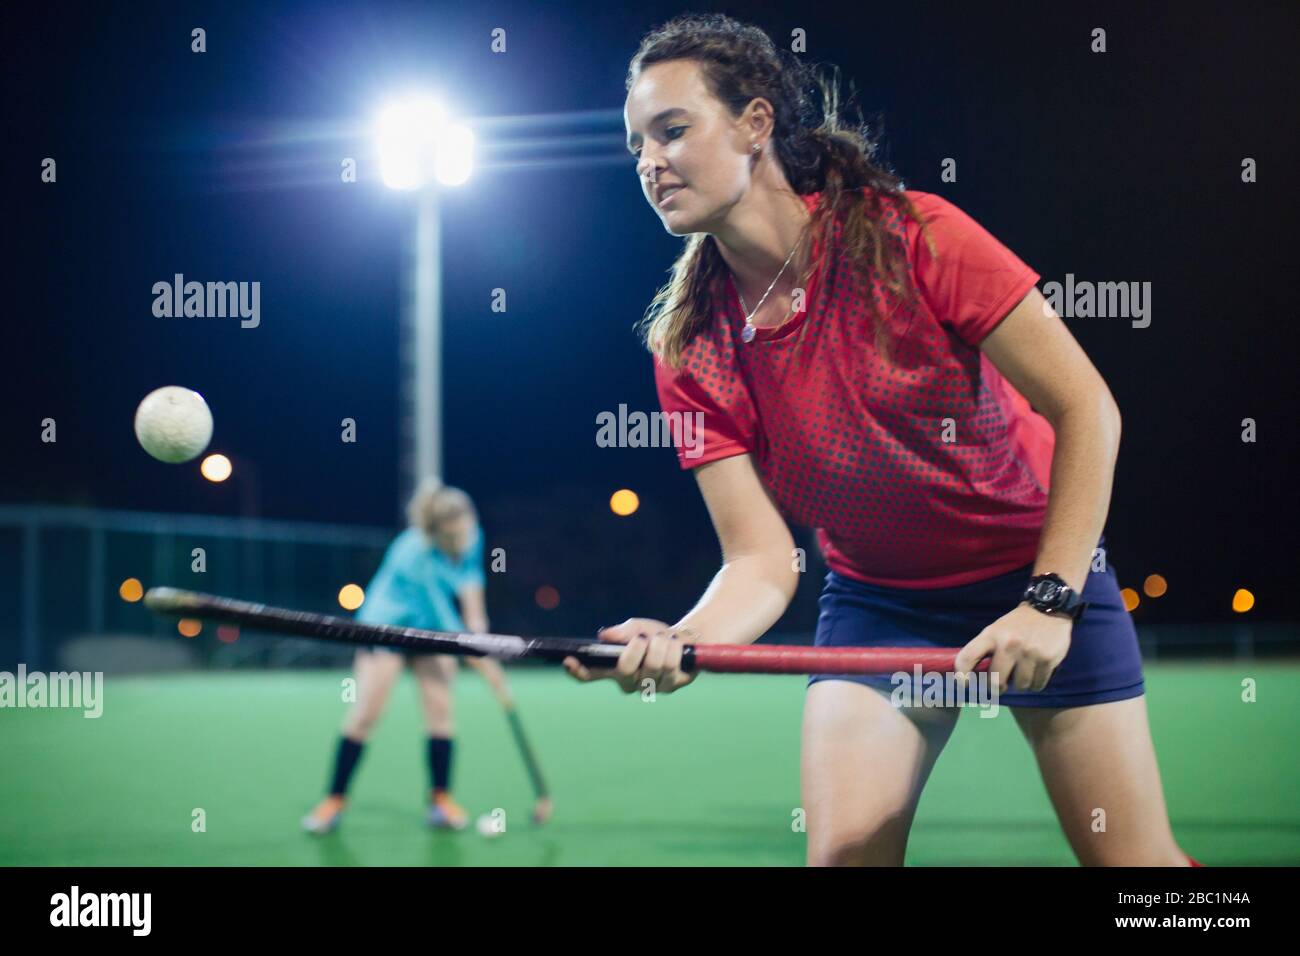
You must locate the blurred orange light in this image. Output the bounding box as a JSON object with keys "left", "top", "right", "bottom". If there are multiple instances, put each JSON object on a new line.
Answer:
{"left": 535, "top": 585, "right": 560, "bottom": 610}
{"left": 1143, "top": 574, "right": 1168, "bottom": 598}
{"left": 609, "top": 489, "right": 639, "bottom": 516}
{"left": 1119, "top": 588, "right": 1140, "bottom": 612}
{"left": 177, "top": 618, "right": 202, "bottom": 638}
{"left": 338, "top": 583, "right": 365, "bottom": 611}
{"left": 119, "top": 577, "right": 144, "bottom": 602}
{"left": 201, "top": 454, "right": 232, "bottom": 482}
{"left": 1232, "top": 589, "right": 1255, "bottom": 613}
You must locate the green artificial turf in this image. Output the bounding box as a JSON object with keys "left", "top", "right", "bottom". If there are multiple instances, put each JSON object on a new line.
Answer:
{"left": 2, "top": 663, "right": 1296, "bottom": 865}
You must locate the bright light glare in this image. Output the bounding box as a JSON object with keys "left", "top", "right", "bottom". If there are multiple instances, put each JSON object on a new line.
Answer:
{"left": 435, "top": 123, "right": 475, "bottom": 185}
{"left": 201, "top": 453, "right": 232, "bottom": 482}
{"left": 338, "top": 583, "right": 365, "bottom": 611}
{"left": 610, "top": 489, "right": 639, "bottom": 516}
{"left": 376, "top": 95, "right": 474, "bottom": 190}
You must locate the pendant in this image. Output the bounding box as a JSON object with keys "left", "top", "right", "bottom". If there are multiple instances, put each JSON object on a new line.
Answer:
{"left": 741, "top": 322, "right": 756, "bottom": 343}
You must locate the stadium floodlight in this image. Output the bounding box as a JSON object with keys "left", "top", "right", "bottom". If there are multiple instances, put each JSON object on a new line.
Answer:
{"left": 373, "top": 92, "right": 475, "bottom": 505}
{"left": 375, "top": 94, "right": 475, "bottom": 190}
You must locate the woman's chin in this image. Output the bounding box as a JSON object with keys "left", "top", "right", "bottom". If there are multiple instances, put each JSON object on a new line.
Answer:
{"left": 661, "top": 210, "right": 701, "bottom": 236}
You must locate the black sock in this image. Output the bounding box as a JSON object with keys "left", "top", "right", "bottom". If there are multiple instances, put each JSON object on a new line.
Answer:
{"left": 328, "top": 736, "right": 365, "bottom": 797}
{"left": 427, "top": 736, "right": 453, "bottom": 793}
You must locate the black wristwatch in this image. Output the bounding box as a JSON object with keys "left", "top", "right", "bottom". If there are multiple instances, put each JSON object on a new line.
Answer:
{"left": 1022, "top": 573, "right": 1087, "bottom": 621}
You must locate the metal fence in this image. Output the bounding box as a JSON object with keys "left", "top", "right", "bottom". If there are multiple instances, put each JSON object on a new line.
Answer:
{"left": 0, "top": 505, "right": 391, "bottom": 672}
{"left": 2, "top": 505, "right": 1296, "bottom": 674}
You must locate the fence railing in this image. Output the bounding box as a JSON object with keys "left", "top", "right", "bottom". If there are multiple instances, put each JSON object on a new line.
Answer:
{"left": 0, "top": 505, "right": 392, "bottom": 671}
{"left": 2, "top": 505, "right": 1296, "bottom": 673}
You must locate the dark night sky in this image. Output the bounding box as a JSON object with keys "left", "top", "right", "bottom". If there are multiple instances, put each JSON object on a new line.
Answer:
{"left": 3, "top": 0, "right": 1297, "bottom": 630}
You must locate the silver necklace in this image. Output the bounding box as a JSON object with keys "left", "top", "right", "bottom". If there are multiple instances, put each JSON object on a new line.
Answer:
{"left": 734, "top": 235, "right": 804, "bottom": 343}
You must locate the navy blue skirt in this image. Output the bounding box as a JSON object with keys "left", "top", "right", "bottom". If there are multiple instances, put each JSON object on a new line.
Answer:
{"left": 809, "top": 544, "right": 1145, "bottom": 708}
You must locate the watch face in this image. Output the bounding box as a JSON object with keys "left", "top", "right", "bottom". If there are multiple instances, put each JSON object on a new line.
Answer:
{"left": 1033, "top": 580, "right": 1062, "bottom": 604}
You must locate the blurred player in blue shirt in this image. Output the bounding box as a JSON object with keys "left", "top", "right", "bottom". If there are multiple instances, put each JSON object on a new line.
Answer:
{"left": 302, "top": 479, "right": 514, "bottom": 833}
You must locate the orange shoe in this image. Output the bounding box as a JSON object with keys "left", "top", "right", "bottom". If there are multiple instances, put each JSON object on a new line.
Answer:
{"left": 427, "top": 791, "right": 468, "bottom": 830}
{"left": 301, "top": 795, "right": 347, "bottom": 835}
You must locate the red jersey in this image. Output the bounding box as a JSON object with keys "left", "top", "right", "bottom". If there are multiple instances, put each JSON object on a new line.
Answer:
{"left": 653, "top": 189, "right": 1052, "bottom": 588}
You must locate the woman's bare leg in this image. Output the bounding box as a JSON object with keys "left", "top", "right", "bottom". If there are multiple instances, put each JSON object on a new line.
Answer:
{"left": 1012, "top": 696, "right": 1189, "bottom": 866}
{"left": 340, "top": 649, "right": 405, "bottom": 741}
{"left": 802, "top": 680, "right": 961, "bottom": 866}
{"left": 411, "top": 654, "right": 458, "bottom": 737}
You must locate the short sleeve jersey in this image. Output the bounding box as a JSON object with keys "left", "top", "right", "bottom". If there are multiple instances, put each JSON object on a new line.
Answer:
{"left": 355, "top": 526, "right": 486, "bottom": 630}
{"left": 653, "top": 189, "right": 1052, "bottom": 588}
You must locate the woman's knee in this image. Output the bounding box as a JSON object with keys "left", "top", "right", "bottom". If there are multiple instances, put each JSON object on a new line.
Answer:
{"left": 342, "top": 658, "right": 400, "bottom": 738}
{"left": 422, "top": 691, "right": 455, "bottom": 733}
{"left": 342, "top": 708, "right": 380, "bottom": 739}
{"left": 1073, "top": 832, "right": 1189, "bottom": 867}
{"left": 344, "top": 690, "right": 395, "bottom": 737}
{"left": 807, "top": 815, "right": 911, "bottom": 866}
{"left": 425, "top": 717, "right": 456, "bottom": 737}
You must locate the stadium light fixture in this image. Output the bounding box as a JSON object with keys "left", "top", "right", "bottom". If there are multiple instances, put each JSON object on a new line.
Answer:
{"left": 375, "top": 94, "right": 475, "bottom": 190}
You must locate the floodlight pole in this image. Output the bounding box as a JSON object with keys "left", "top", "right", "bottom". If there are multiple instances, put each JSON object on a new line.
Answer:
{"left": 402, "top": 186, "right": 442, "bottom": 510}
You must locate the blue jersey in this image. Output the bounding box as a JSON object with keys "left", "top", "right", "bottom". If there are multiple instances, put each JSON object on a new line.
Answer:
{"left": 355, "top": 526, "right": 485, "bottom": 632}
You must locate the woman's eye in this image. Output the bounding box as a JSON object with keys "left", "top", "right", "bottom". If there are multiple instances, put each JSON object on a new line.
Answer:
{"left": 632, "top": 127, "right": 686, "bottom": 162}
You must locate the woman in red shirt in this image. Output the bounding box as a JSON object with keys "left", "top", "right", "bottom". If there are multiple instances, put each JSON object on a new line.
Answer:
{"left": 565, "top": 13, "right": 1197, "bottom": 867}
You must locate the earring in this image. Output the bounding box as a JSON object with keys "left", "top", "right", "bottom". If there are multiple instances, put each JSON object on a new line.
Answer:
{"left": 751, "top": 142, "right": 760, "bottom": 153}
